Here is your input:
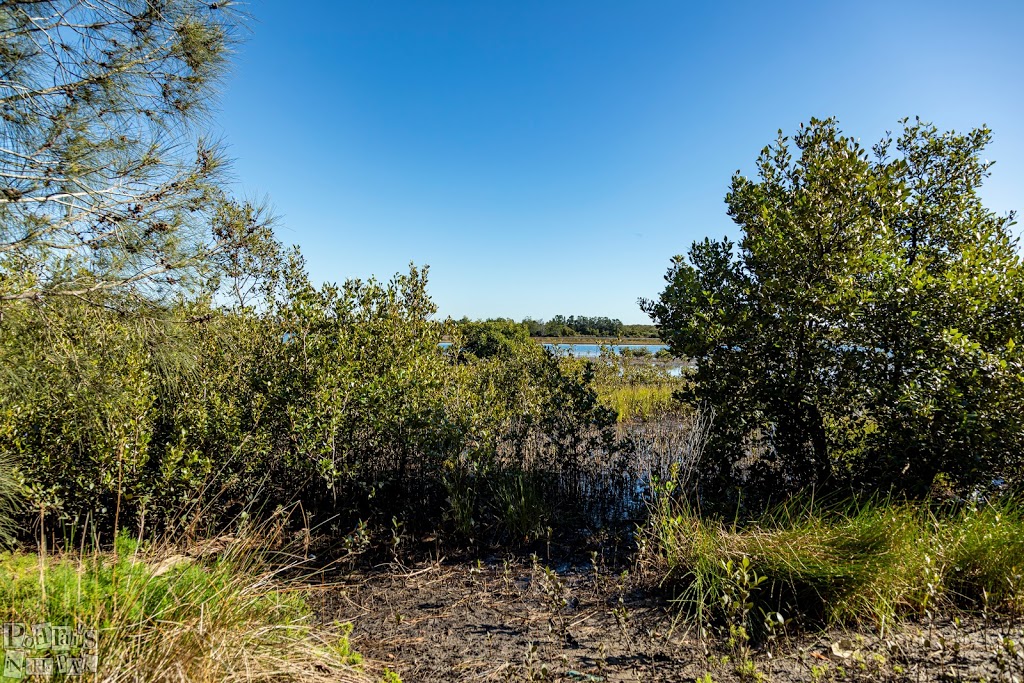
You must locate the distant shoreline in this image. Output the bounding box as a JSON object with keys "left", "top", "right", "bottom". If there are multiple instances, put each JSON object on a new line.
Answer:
{"left": 533, "top": 336, "right": 664, "bottom": 345}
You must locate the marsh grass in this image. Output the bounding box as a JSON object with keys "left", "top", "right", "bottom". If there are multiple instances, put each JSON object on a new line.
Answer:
{"left": 600, "top": 384, "right": 678, "bottom": 422}
{"left": 0, "top": 529, "right": 380, "bottom": 683}
{"left": 641, "top": 495, "right": 1024, "bottom": 631}
{"left": 592, "top": 342, "right": 689, "bottom": 423}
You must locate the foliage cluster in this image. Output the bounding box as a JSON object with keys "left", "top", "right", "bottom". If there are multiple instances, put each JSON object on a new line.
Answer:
{"left": 447, "top": 320, "right": 624, "bottom": 538}
{"left": 0, "top": 0, "right": 271, "bottom": 306}
{"left": 0, "top": 251, "right": 622, "bottom": 542}
{"left": 523, "top": 315, "right": 624, "bottom": 338}
{"left": 455, "top": 315, "right": 657, "bottom": 339}
{"left": 516, "top": 315, "right": 656, "bottom": 338}
{"left": 644, "top": 118, "right": 1024, "bottom": 506}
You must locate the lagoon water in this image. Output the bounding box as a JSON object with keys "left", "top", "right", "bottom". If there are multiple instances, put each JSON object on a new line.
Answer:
{"left": 439, "top": 342, "right": 667, "bottom": 357}
{"left": 543, "top": 343, "right": 666, "bottom": 357}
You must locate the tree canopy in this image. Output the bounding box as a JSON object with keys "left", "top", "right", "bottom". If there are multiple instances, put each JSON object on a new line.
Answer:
{"left": 643, "top": 117, "right": 1024, "bottom": 502}
{"left": 0, "top": 0, "right": 267, "bottom": 305}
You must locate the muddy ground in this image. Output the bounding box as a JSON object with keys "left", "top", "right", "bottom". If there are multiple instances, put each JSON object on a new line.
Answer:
{"left": 310, "top": 557, "right": 1024, "bottom": 682}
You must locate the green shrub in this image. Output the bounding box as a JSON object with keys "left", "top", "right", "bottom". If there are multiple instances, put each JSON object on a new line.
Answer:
{"left": 0, "top": 253, "right": 622, "bottom": 542}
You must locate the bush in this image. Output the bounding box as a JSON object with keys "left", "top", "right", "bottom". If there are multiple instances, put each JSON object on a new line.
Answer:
{"left": 0, "top": 251, "right": 622, "bottom": 543}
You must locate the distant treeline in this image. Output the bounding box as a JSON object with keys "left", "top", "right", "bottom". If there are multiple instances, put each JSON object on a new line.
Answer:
{"left": 455, "top": 316, "right": 658, "bottom": 338}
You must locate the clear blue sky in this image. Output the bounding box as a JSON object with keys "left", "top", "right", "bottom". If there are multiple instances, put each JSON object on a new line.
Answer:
{"left": 218, "top": 0, "right": 1023, "bottom": 324}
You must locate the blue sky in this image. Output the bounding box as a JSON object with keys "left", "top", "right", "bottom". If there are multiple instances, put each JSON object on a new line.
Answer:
{"left": 218, "top": 0, "right": 1023, "bottom": 324}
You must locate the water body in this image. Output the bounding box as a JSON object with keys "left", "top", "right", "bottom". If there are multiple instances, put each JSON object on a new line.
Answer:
{"left": 541, "top": 343, "right": 690, "bottom": 377}
{"left": 542, "top": 343, "right": 666, "bottom": 357}
{"left": 439, "top": 341, "right": 686, "bottom": 374}
{"left": 439, "top": 342, "right": 668, "bottom": 357}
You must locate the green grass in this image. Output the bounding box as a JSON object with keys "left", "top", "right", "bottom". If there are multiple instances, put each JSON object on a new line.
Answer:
{"left": 0, "top": 532, "right": 385, "bottom": 683}
{"left": 0, "top": 455, "right": 21, "bottom": 548}
{"left": 492, "top": 470, "right": 551, "bottom": 541}
{"left": 600, "top": 384, "right": 679, "bottom": 422}
{"left": 640, "top": 496, "right": 1024, "bottom": 630}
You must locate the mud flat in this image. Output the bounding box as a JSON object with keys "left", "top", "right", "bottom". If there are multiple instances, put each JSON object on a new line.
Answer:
{"left": 312, "top": 558, "right": 1024, "bottom": 682}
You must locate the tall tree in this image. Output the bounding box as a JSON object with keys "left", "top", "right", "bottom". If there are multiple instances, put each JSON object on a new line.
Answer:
{"left": 0, "top": 0, "right": 263, "bottom": 305}
{"left": 643, "top": 118, "right": 1024, "bottom": 502}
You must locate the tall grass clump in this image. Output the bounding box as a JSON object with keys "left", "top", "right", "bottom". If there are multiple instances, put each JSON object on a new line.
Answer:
{"left": 0, "top": 454, "right": 21, "bottom": 548}
{"left": 640, "top": 494, "right": 1024, "bottom": 631}
{"left": 0, "top": 531, "right": 381, "bottom": 683}
{"left": 940, "top": 498, "right": 1024, "bottom": 610}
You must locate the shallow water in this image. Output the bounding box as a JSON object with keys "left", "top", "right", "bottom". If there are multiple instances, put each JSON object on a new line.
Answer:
{"left": 439, "top": 341, "right": 667, "bottom": 357}
{"left": 542, "top": 342, "right": 666, "bottom": 357}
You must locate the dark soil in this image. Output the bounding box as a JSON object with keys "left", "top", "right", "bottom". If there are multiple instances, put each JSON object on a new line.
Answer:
{"left": 310, "top": 557, "right": 1024, "bottom": 682}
